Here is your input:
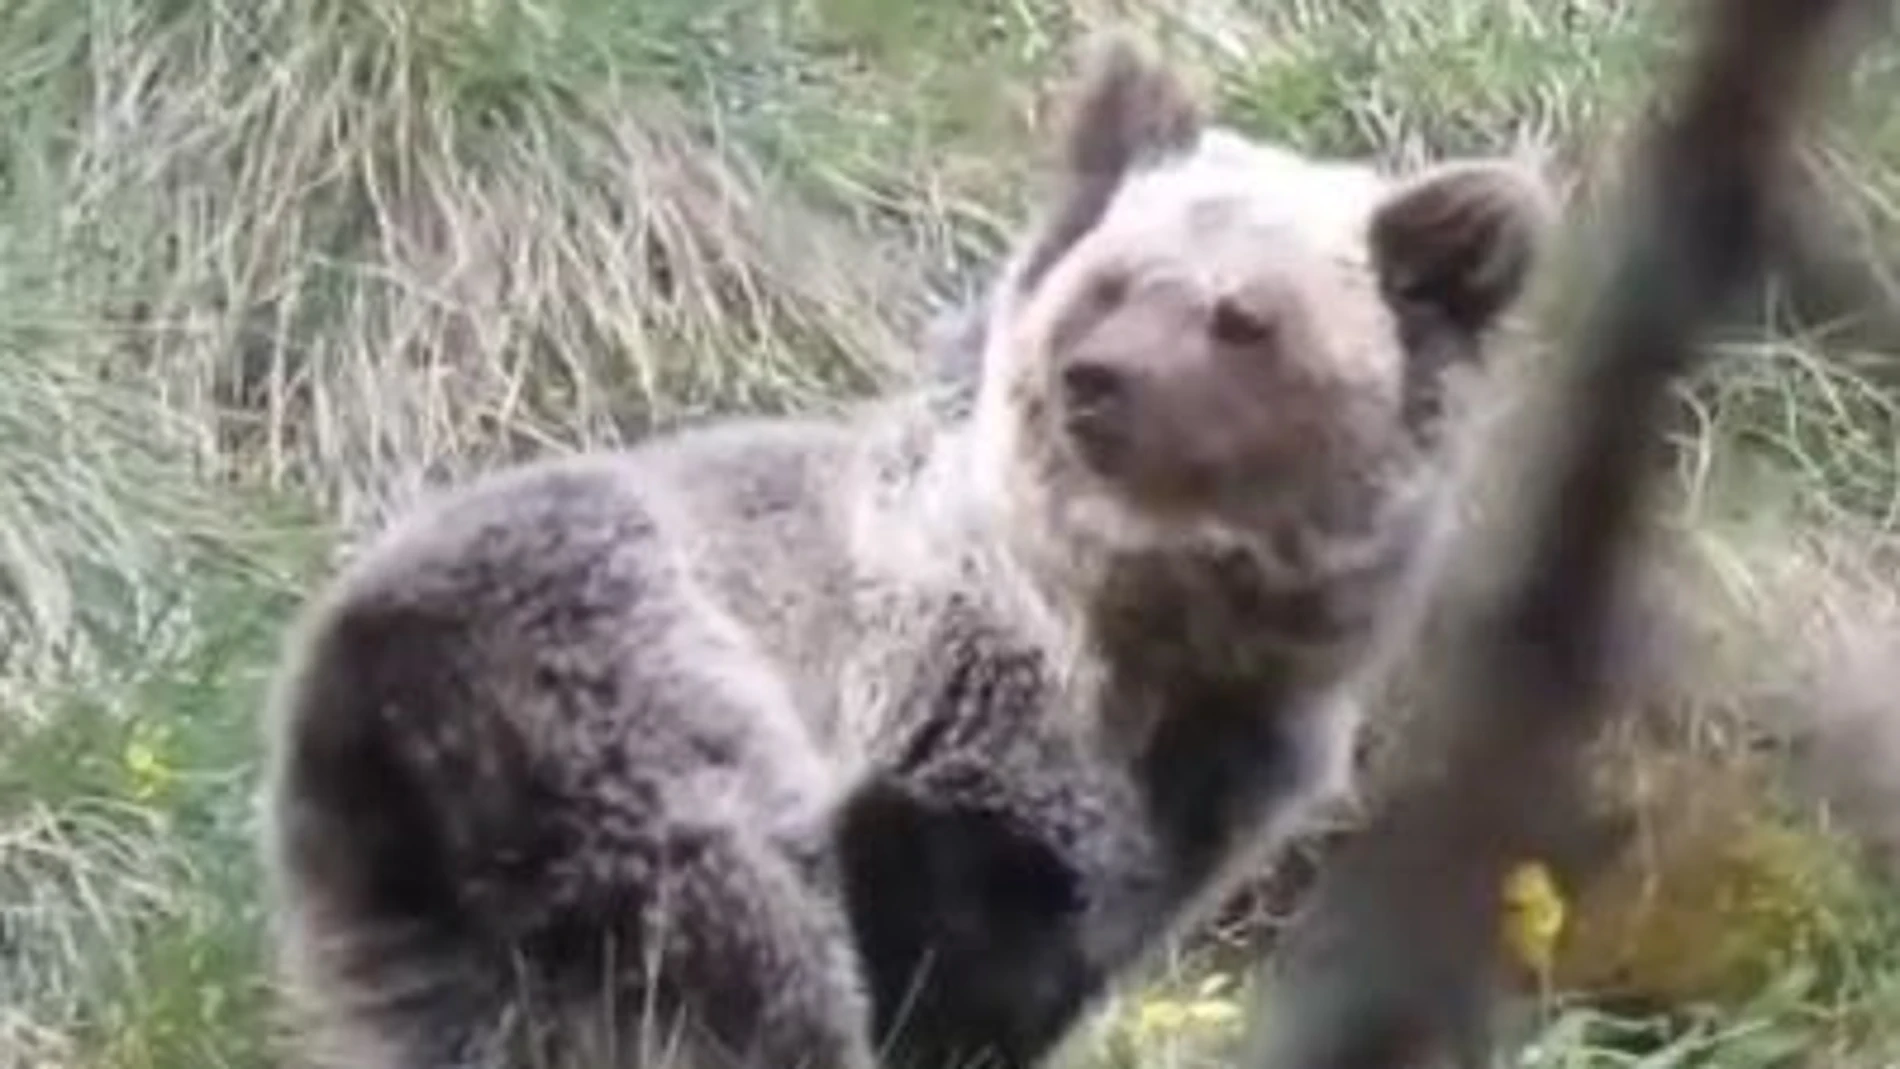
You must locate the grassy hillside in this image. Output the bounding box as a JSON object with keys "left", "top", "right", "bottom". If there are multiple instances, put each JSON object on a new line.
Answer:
{"left": 2, "top": 1, "right": 1900, "bottom": 1067}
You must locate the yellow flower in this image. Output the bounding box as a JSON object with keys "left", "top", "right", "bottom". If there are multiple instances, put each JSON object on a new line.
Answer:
{"left": 123, "top": 723, "right": 177, "bottom": 801}
{"left": 1501, "top": 859, "right": 1567, "bottom": 981}
{"left": 1129, "top": 974, "right": 1245, "bottom": 1041}
{"left": 1135, "top": 998, "right": 1192, "bottom": 1035}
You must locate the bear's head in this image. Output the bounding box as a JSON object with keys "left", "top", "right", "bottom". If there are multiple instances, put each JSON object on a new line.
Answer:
{"left": 971, "top": 36, "right": 1553, "bottom": 581}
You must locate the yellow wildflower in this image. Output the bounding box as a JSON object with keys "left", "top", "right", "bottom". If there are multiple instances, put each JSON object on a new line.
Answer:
{"left": 1502, "top": 859, "right": 1567, "bottom": 982}
{"left": 1129, "top": 973, "right": 1245, "bottom": 1041}
{"left": 123, "top": 722, "right": 177, "bottom": 801}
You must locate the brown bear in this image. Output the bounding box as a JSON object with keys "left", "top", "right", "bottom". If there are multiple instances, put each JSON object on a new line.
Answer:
{"left": 258, "top": 33, "right": 1552, "bottom": 1069}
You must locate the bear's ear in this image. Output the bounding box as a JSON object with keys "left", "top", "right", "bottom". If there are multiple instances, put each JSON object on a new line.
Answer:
{"left": 1370, "top": 159, "right": 1556, "bottom": 333}
{"left": 1012, "top": 32, "right": 1204, "bottom": 294}
{"left": 1056, "top": 32, "right": 1204, "bottom": 183}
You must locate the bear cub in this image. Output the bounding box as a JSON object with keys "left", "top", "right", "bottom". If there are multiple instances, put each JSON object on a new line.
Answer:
{"left": 260, "top": 33, "right": 1552, "bottom": 1069}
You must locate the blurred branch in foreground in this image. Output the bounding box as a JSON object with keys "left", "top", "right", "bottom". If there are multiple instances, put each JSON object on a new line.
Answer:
{"left": 1241, "top": 0, "right": 1893, "bottom": 1065}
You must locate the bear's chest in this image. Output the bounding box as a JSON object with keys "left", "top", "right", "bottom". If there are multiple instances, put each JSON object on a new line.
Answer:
{"left": 830, "top": 595, "right": 1338, "bottom": 1068}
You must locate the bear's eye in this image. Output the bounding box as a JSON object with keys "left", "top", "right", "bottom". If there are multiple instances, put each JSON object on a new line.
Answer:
{"left": 1208, "top": 296, "right": 1275, "bottom": 348}
{"left": 1088, "top": 270, "right": 1131, "bottom": 311}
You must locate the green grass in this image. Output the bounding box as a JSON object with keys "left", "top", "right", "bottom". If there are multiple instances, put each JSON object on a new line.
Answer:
{"left": 3, "top": 0, "right": 1900, "bottom": 1067}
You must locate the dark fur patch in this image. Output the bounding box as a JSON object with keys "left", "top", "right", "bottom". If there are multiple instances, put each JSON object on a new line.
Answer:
{"left": 837, "top": 596, "right": 1142, "bottom": 1068}
{"left": 1135, "top": 677, "right": 1309, "bottom": 888}
{"left": 1371, "top": 163, "right": 1549, "bottom": 332}
{"left": 1373, "top": 163, "right": 1549, "bottom": 440}
{"left": 837, "top": 781, "right": 1094, "bottom": 1069}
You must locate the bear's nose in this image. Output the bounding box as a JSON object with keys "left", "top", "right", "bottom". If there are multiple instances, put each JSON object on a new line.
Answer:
{"left": 1209, "top": 295, "right": 1278, "bottom": 348}
{"left": 1059, "top": 361, "right": 1126, "bottom": 417}
{"left": 1060, "top": 360, "right": 1131, "bottom": 475}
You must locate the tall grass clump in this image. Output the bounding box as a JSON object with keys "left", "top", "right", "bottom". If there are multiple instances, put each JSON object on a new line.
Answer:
{"left": 2, "top": 0, "right": 958, "bottom": 534}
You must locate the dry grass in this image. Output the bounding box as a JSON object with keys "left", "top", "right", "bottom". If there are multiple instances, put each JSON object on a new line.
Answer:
{"left": 4, "top": 0, "right": 961, "bottom": 537}
{"left": 3, "top": 0, "right": 1900, "bottom": 1067}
